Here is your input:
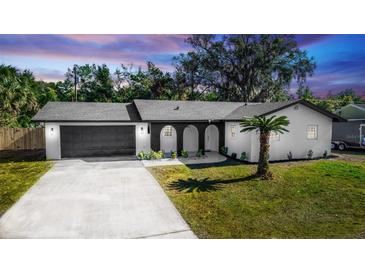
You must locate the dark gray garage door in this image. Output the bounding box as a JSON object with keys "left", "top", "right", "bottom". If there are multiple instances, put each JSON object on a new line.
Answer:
{"left": 60, "top": 126, "right": 135, "bottom": 158}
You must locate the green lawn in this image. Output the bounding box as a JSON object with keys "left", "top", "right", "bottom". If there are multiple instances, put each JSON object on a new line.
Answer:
{"left": 0, "top": 161, "right": 53, "bottom": 216}
{"left": 148, "top": 159, "right": 365, "bottom": 238}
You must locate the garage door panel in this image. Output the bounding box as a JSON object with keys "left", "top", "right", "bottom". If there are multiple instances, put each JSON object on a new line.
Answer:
{"left": 60, "top": 126, "right": 135, "bottom": 158}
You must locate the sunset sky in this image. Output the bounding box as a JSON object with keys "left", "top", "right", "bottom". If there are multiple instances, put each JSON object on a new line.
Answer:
{"left": 0, "top": 34, "right": 364, "bottom": 98}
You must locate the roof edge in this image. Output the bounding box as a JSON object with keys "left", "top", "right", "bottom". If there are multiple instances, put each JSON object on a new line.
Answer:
{"left": 261, "top": 100, "right": 346, "bottom": 122}
{"left": 32, "top": 119, "right": 137, "bottom": 123}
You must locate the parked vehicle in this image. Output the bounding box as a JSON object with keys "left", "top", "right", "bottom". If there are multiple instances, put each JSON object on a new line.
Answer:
{"left": 332, "top": 120, "right": 365, "bottom": 150}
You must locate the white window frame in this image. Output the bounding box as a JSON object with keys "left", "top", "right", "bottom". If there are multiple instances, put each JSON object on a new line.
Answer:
{"left": 230, "top": 125, "right": 237, "bottom": 138}
{"left": 163, "top": 125, "right": 173, "bottom": 137}
{"left": 270, "top": 131, "right": 280, "bottom": 141}
{"left": 360, "top": 124, "right": 365, "bottom": 147}
{"left": 307, "top": 125, "right": 318, "bottom": 140}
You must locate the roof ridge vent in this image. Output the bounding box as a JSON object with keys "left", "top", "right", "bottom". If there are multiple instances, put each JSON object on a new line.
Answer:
{"left": 174, "top": 106, "right": 180, "bottom": 110}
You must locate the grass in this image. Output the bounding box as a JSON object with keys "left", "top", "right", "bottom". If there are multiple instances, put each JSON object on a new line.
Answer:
{"left": 148, "top": 159, "right": 365, "bottom": 238}
{"left": 0, "top": 161, "right": 53, "bottom": 216}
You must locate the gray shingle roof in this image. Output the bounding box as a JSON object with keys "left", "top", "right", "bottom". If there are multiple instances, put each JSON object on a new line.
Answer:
{"left": 133, "top": 99, "right": 256, "bottom": 121}
{"left": 32, "top": 102, "right": 139, "bottom": 122}
{"left": 225, "top": 99, "right": 345, "bottom": 121}
{"left": 224, "top": 101, "right": 300, "bottom": 119}
{"left": 33, "top": 99, "right": 345, "bottom": 123}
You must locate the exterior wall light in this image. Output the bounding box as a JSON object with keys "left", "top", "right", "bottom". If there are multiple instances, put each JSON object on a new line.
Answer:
{"left": 50, "top": 127, "right": 54, "bottom": 136}
{"left": 140, "top": 126, "right": 144, "bottom": 134}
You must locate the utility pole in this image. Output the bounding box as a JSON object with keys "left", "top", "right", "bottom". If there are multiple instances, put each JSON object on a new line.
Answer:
{"left": 73, "top": 66, "right": 78, "bottom": 102}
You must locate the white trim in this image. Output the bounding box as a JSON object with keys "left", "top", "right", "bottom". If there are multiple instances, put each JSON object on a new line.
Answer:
{"left": 360, "top": 124, "right": 365, "bottom": 148}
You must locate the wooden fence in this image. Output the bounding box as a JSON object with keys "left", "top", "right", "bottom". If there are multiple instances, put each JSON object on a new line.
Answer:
{"left": 0, "top": 128, "right": 45, "bottom": 150}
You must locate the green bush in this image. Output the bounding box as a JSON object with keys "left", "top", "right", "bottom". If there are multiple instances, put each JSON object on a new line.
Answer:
{"left": 196, "top": 149, "right": 203, "bottom": 157}
{"left": 181, "top": 149, "right": 189, "bottom": 158}
{"left": 220, "top": 146, "right": 228, "bottom": 155}
{"left": 231, "top": 152, "right": 237, "bottom": 159}
{"left": 149, "top": 150, "right": 163, "bottom": 160}
{"left": 307, "top": 149, "right": 314, "bottom": 159}
{"left": 171, "top": 151, "right": 177, "bottom": 159}
{"left": 323, "top": 150, "right": 328, "bottom": 158}
{"left": 137, "top": 151, "right": 147, "bottom": 160}
{"left": 138, "top": 150, "right": 163, "bottom": 160}
{"left": 287, "top": 151, "right": 293, "bottom": 160}
{"left": 240, "top": 152, "right": 247, "bottom": 161}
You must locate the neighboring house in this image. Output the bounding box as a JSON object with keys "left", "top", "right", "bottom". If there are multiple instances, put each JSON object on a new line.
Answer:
{"left": 334, "top": 104, "right": 365, "bottom": 121}
{"left": 332, "top": 104, "right": 365, "bottom": 150}
{"left": 32, "top": 99, "right": 344, "bottom": 162}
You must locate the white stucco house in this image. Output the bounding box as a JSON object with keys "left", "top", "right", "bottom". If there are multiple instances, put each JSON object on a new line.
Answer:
{"left": 32, "top": 99, "right": 344, "bottom": 162}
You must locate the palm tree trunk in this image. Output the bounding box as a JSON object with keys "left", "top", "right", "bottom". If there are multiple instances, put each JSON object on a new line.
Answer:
{"left": 257, "top": 131, "right": 271, "bottom": 178}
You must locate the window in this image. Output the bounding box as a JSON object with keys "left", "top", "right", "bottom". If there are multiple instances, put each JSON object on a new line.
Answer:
{"left": 270, "top": 131, "right": 280, "bottom": 141}
{"left": 163, "top": 126, "right": 173, "bottom": 137}
{"left": 307, "top": 125, "right": 318, "bottom": 140}
{"left": 230, "top": 125, "right": 237, "bottom": 138}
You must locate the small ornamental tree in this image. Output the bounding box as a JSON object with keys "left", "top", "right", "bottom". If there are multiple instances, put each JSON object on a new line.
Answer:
{"left": 240, "top": 115, "right": 290, "bottom": 179}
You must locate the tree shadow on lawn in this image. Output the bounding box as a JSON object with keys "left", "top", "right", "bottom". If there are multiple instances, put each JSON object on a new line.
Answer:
{"left": 168, "top": 174, "right": 257, "bottom": 193}
{"left": 186, "top": 158, "right": 249, "bottom": 170}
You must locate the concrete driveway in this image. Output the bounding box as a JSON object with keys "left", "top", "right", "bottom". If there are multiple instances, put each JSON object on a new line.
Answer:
{"left": 0, "top": 159, "right": 196, "bottom": 239}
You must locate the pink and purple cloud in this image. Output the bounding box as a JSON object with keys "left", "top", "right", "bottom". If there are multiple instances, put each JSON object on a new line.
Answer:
{"left": 0, "top": 34, "right": 364, "bottom": 97}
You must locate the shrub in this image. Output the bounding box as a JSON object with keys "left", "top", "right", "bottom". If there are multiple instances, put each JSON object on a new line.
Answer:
{"left": 220, "top": 146, "right": 228, "bottom": 155}
{"left": 157, "top": 150, "right": 164, "bottom": 159}
{"left": 181, "top": 149, "right": 189, "bottom": 158}
{"left": 147, "top": 151, "right": 153, "bottom": 159}
{"left": 196, "top": 149, "right": 203, "bottom": 157}
{"left": 323, "top": 150, "right": 328, "bottom": 158}
{"left": 171, "top": 151, "right": 177, "bottom": 159}
{"left": 231, "top": 152, "right": 237, "bottom": 159}
{"left": 240, "top": 152, "right": 247, "bottom": 161}
{"left": 138, "top": 150, "right": 164, "bottom": 160}
{"left": 307, "top": 149, "right": 313, "bottom": 159}
{"left": 137, "top": 151, "right": 146, "bottom": 160}
{"left": 147, "top": 150, "right": 163, "bottom": 160}
{"left": 144, "top": 152, "right": 151, "bottom": 160}
{"left": 287, "top": 151, "right": 293, "bottom": 160}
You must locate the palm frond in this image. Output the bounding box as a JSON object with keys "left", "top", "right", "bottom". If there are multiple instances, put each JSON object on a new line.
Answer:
{"left": 240, "top": 115, "right": 290, "bottom": 134}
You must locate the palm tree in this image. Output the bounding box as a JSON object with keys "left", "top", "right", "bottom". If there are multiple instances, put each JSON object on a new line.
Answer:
{"left": 0, "top": 65, "right": 38, "bottom": 127}
{"left": 240, "top": 115, "right": 289, "bottom": 179}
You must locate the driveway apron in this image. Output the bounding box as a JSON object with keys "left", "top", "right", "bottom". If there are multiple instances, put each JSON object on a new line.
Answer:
{"left": 0, "top": 159, "right": 196, "bottom": 239}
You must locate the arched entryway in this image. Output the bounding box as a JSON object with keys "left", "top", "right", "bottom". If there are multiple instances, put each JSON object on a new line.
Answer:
{"left": 205, "top": 124, "right": 219, "bottom": 152}
{"left": 183, "top": 125, "right": 199, "bottom": 152}
{"left": 160, "top": 125, "right": 177, "bottom": 153}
